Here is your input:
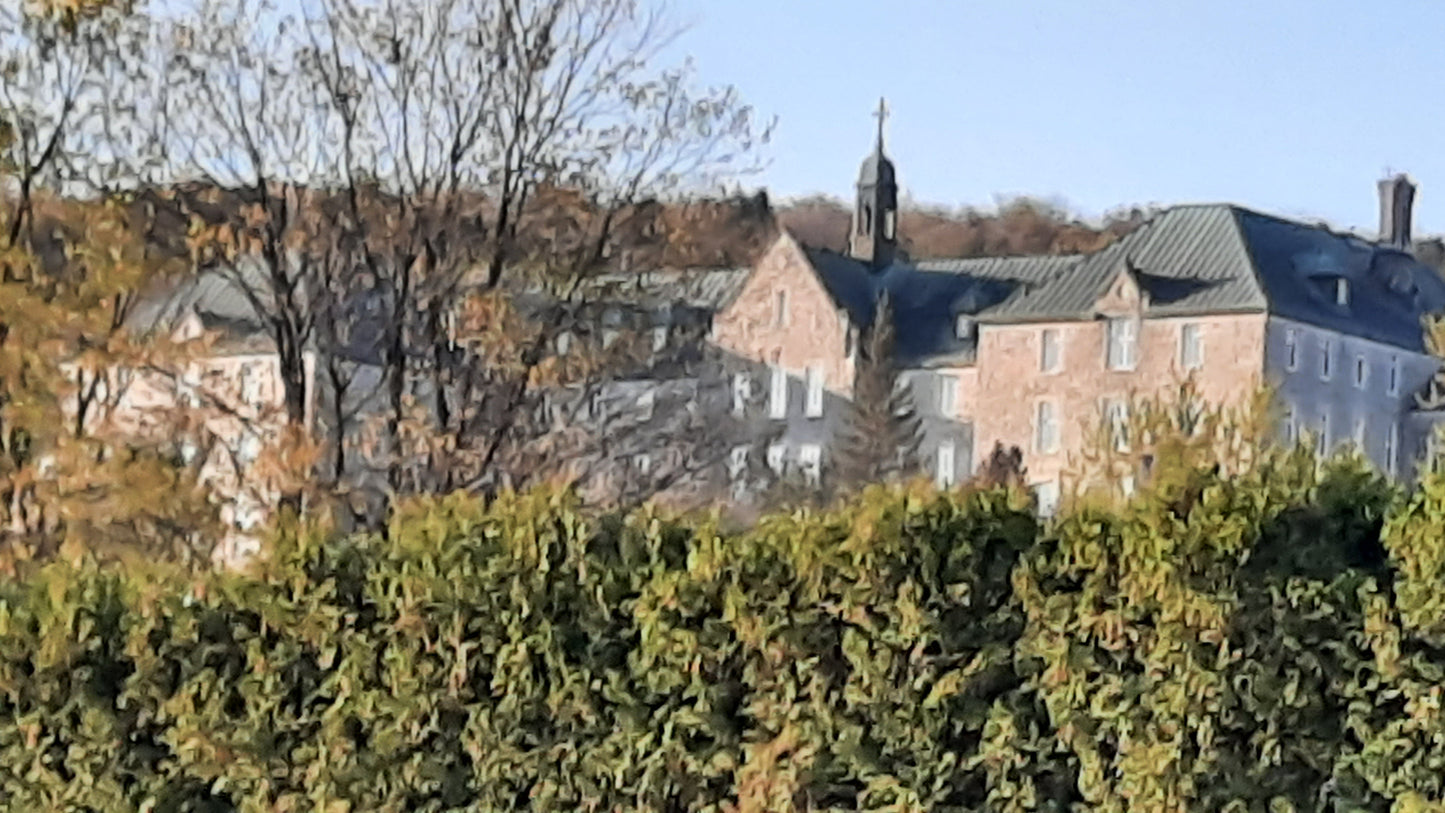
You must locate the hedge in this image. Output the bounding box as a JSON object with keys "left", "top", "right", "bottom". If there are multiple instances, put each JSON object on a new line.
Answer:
{"left": 6, "top": 451, "right": 1445, "bottom": 811}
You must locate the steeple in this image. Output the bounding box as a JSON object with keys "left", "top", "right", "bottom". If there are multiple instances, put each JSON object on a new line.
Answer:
{"left": 850, "top": 97, "right": 899, "bottom": 269}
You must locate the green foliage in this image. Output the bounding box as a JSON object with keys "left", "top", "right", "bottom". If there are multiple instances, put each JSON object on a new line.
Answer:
{"left": 835, "top": 293, "right": 925, "bottom": 493}
{"left": 13, "top": 444, "right": 1445, "bottom": 810}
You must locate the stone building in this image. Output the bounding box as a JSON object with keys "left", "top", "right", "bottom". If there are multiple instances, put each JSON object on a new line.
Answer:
{"left": 706, "top": 106, "right": 1445, "bottom": 510}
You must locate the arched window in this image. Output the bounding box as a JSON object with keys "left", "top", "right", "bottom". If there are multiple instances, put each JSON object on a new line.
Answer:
{"left": 862, "top": 203, "right": 873, "bottom": 235}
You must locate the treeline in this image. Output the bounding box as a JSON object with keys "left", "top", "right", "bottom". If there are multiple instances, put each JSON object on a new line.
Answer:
{"left": 9, "top": 440, "right": 1445, "bottom": 811}
{"left": 778, "top": 195, "right": 1150, "bottom": 260}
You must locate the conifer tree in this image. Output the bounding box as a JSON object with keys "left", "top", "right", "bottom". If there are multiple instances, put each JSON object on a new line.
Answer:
{"left": 836, "top": 291, "right": 923, "bottom": 490}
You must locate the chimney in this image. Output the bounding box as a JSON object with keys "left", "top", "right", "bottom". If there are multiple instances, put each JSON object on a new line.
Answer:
{"left": 1378, "top": 173, "right": 1417, "bottom": 250}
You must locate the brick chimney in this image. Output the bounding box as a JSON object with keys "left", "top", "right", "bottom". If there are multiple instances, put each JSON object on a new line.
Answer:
{"left": 1379, "top": 173, "right": 1417, "bottom": 250}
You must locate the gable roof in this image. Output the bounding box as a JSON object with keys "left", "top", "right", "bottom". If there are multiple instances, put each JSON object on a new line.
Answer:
{"left": 793, "top": 204, "right": 1445, "bottom": 365}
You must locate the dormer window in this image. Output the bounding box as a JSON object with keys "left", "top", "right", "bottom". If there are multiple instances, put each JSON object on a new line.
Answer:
{"left": 954, "top": 314, "right": 976, "bottom": 340}
{"left": 1335, "top": 278, "right": 1350, "bottom": 306}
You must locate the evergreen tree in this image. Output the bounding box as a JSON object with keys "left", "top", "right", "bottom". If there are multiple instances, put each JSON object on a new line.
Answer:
{"left": 836, "top": 292, "right": 924, "bottom": 490}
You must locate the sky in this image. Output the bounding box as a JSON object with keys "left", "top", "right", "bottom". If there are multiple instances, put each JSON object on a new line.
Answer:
{"left": 659, "top": 0, "right": 1445, "bottom": 234}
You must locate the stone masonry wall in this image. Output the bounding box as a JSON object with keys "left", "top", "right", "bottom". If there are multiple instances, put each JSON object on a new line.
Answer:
{"left": 711, "top": 233, "right": 854, "bottom": 394}
{"left": 970, "top": 312, "right": 1268, "bottom": 489}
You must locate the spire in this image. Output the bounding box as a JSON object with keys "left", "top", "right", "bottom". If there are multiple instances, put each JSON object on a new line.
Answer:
{"left": 851, "top": 98, "right": 899, "bottom": 270}
{"left": 872, "top": 97, "right": 889, "bottom": 155}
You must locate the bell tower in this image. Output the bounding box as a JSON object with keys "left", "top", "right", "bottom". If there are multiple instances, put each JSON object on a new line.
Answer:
{"left": 849, "top": 97, "right": 899, "bottom": 270}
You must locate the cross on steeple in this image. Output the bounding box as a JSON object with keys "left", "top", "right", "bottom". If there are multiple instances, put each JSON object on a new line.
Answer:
{"left": 872, "top": 97, "right": 889, "bottom": 152}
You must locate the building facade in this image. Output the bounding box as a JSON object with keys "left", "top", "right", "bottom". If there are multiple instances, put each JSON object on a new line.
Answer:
{"left": 707, "top": 111, "right": 1445, "bottom": 508}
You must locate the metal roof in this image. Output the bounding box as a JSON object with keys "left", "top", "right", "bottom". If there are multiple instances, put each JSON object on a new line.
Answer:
{"left": 796, "top": 203, "right": 1445, "bottom": 363}
{"left": 581, "top": 267, "right": 752, "bottom": 311}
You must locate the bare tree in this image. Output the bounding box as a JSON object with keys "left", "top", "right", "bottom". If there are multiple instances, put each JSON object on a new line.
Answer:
{"left": 298, "top": 0, "right": 769, "bottom": 500}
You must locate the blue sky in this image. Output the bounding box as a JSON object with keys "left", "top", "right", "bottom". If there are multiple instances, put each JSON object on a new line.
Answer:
{"left": 662, "top": 0, "right": 1445, "bottom": 233}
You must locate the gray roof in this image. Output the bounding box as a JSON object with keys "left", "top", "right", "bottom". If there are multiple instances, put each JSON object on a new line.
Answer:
{"left": 798, "top": 203, "right": 1445, "bottom": 364}
{"left": 581, "top": 267, "right": 751, "bottom": 311}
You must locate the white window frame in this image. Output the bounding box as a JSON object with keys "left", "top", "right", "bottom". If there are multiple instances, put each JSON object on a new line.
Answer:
{"left": 1320, "top": 338, "right": 1332, "bottom": 381}
{"left": 1285, "top": 328, "right": 1299, "bottom": 371}
{"left": 805, "top": 366, "right": 824, "bottom": 418}
{"left": 1105, "top": 398, "right": 1130, "bottom": 452}
{"left": 240, "top": 362, "right": 262, "bottom": 404}
{"left": 1040, "top": 328, "right": 1061, "bottom": 374}
{"left": 768, "top": 365, "right": 787, "bottom": 420}
{"left": 1336, "top": 278, "right": 1350, "bottom": 306}
{"left": 936, "top": 440, "right": 956, "bottom": 489}
{"left": 799, "top": 444, "right": 822, "bottom": 486}
{"left": 637, "top": 389, "right": 655, "bottom": 420}
{"left": 1035, "top": 401, "right": 1059, "bottom": 454}
{"left": 1033, "top": 480, "right": 1061, "bottom": 518}
{"left": 954, "top": 314, "right": 974, "bottom": 340}
{"left": 766, "top": 443, "right": 786, "bottom": 474}
{"left": 731, "top": 373, "right": 751, "bottom": 416}
{"left": 1180, "top": 323, "right": 1203, "bottom": 370}
{"left": 556, "top": 331, "right": 573, "bottom": 356}
{"left": 1106, "top": 317, "right": 1138, "bottom": 371}
{"left": 728, "top": 445, "right": 749, "bottom": 480}
{"left": 937, "top": 375, "right": 958, "bottom": 417}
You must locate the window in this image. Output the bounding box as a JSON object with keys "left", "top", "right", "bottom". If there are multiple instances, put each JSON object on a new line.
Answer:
{"left": 1285, "top": 328, "right": 1299, "bottom": 371}
{"left": 954, "top": 314, "right": 975, "bottom": 340}
{"left": 637, "top": 390, "right": 655, "bottom": 420}
{"left": 1389, "top": 356, "right": 1400, "bottom": 396}
{"left": 862, "top": 203, "right": 873, "bottom": 235}
{"left": 237, "top": 433, "right": 261, "bottom": 467}
{"left": 1319, "top": 338, "right": 1332, "bottom": 381}
{"left": 1354, "top": 417, "right": 1367, "bottom": 449}
{"left": 240, "top": 363, "right": 262, "bottom": 404}
{"left": 602, "top": 329, "right": 619, "bottom": 349}
{"left": 766, "top": 443, "right": 786, "bottom": 474}
{"left": 775, "top": 290, "right": 789, "bottom": 328}
{"left": 1180, "top": 323, "right": 1203, "bottom": 370}
{"left": 1035, "top": 401, "right": 1059, "bottom": 453}
{"left": 1121, "top": 474, "right": 1136, "bottom": 497}
{"left": 633, "top": 454, "right": 651, "bottom": 475}
{"left": 1336, "top": 278, "right": 1350, "bottom": 306}
{"left": 1354, "top": 355, "right": 1368, "bottom": 389}
{"left": 799, "top": 444, "right": 822, "bottom": 485}
{"left": 1033, "top": 481, "right": 1061, "bottom": 518}
{"left": 1317, "top": 412, "right": 1330, "bottom": 456}
{"left": 556, "top": 332, "right": 573, "bottom": 356}
{"left": 1040, "top": 328, "right": 1061, "bottom": 373}
{"left": 884, "top": 209, "right": 896, "bottom": 240}
{"left": 768, "top": 365, "right": 787, "bottom": 419}
{"left": 936, "top": 440, "right": 956, "bottom": 489}
{"left": 938, "top": 375, "right": 958, "bottom": 416}
{"left": 805, "top": 366, "right": 824, "bottom": 418}
{"left": 1386, "top": 424, "right": 1399, "bottom": 476}
{"left": 1283, "top": 404, "right": 1297, "bottom": 446}
{"left": 652, "top": 326, "right": 668, "bottom": 352}
{"left": 1106, "top": 317, "right": 1137, "bottom": 370}
{"left": 731, "top": 373, "right": 751, "bottom": 416}
{"left": 728, "top": 446, "right": 749, "bottom": 480}
{"left": 1105, "top": 398, "right": 1129, "bottom": 452}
